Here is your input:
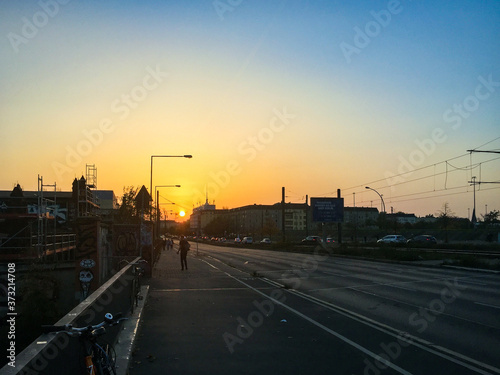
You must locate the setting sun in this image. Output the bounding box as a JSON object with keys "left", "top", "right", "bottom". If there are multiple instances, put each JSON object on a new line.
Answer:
{"left": 179, "top": 211, "right": 186, "bottom": 217}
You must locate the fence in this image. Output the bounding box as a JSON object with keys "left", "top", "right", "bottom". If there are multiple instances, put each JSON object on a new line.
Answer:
{"left": 0, "top": 233, "right": 76, "bottom": 261}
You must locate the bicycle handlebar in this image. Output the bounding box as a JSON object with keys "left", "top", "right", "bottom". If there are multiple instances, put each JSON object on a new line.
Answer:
{"left": 42, "top": 312, "right": 127, "bottom": 335}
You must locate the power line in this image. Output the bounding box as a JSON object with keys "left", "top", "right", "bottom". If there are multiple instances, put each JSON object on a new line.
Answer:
{"left": 342, "top": 136, "right": 500, "bottom": 193}
{"left": 361, "top": 155, "right": 499, "bottom": 194}
{"left": 468, "top": 135, "right": 500, "bottom": 151}
{"left": 341, "top": 152, "right": 470, "bottom": 193}
{"left": 356, "top": 186, "right": 500, "bottom": 207}
{"left": 355, "top": 185, "right": 469, "bottom": 206}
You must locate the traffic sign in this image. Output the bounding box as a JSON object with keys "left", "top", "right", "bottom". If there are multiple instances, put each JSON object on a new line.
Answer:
{"left": 80, "top": 259, "right": 96, "bottom": 269}
{"left": 311, "top": 197, "right": 344, "bottom": 223}
{"left": 79, "top": 270, "right": 94, "bottom": 283}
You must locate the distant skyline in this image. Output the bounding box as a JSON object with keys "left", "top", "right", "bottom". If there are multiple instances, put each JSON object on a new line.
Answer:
{"left": 1, "top": 1, "right": 499, "bottom": 220}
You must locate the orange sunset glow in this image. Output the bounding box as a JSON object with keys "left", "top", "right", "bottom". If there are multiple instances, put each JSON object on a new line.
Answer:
{"left": 1, "top": 1, "right": 499, "bottom": 221}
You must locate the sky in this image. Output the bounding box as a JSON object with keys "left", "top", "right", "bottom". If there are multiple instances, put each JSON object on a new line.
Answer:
{"left": 1, "top": 0, "right": 499, "bottom": 221}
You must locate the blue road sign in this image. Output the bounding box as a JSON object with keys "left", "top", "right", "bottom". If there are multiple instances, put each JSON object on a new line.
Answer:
{"left": 311, "top": 197, "right": 344, "bottom": 223}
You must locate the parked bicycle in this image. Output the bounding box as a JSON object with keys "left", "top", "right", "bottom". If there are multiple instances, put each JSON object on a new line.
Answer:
{"left": 42, "top": 312, "right": 127, "bottom": 375}
{"left": 131, "top": 259, "right": 147, "bottom": 314}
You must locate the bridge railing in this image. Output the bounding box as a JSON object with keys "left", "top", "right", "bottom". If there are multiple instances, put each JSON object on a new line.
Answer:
{"left": 1, "top": 256, "right": 142, "bottom": 375}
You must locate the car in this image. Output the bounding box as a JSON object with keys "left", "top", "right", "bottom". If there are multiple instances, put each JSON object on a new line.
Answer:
{"left": 260, "top": 238, "right": 271, "bottom": 244}
{"left": 302, "top": 235, "right": 322, "bottom": 244}
{"left": 377, "top": 235, "right": 407, "bottom": 244}
{"left": 242, "top": 237, "right": 253, "bottom": 244}
{"left": 326, "top": 237, "right": 335, "bottom": 244}
{"left": 407, "top": 235, "right": 437, "bottom": 244}
{"left": 234, "top": 237, "right": 241, "bottom": 243}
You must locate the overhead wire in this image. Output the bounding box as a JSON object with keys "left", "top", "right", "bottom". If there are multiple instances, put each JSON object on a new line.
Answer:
{"left": 333, "top": 136, "right": 500, "bottom": 209}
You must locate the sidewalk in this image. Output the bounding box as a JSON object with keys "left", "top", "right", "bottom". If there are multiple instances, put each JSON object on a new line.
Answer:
{"left": 127, "top": 247, "right": 248, "bottom": 374}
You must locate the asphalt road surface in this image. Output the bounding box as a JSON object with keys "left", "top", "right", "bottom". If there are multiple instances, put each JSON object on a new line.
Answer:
{"left": 130, "top": 242, "right": 500, "bottom": 375}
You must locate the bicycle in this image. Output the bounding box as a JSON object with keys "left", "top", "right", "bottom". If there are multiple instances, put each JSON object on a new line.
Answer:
{"left": 130, "top": 260, "right": 146, "bottom": 313}
{"left": 42, "top": 312, "right": 127, "bottom": 375}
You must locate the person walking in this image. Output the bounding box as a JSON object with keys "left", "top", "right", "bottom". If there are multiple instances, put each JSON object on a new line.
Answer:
{"left": 177, "top": 236, "right": 190, "bottom": 270}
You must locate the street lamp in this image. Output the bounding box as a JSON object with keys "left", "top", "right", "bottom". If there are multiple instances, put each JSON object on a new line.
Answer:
{"left": 155, "top": 185, "right": 181, "bottom": 237}
{"left": 150, "top": 155, "right": 192, "bottom": 197}
{"left": 365, "top": 186, "right": 386, "bottom": 213}
{"left": 155, "top": 185, "right": 181, "bottom": 200}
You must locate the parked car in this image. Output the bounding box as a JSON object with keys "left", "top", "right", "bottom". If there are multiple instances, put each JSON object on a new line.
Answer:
{"left": 260, "top": 238, "right": 271, "bottom": 244}
{"left": 302, "top": 235, "right": 322, "bottom": 244}
{"left": 377, "top": 235, "right": 407, "bottom": 244}
{"left": 234, "top": 237, "right": 241, "bottom": 243}
{"left": 242, "top": 236, "right": 253, "bottom": 244}
{"left": 407, "top": 235, "right": 437, "bottom": 244}
{"left": 326, "top": 237, "right": 335, "bottom": 244}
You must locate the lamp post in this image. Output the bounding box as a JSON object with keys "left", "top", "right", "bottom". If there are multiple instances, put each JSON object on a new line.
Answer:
{"left": 148, "top": 155, "right": 191, "bottom": 266}
{"left": 365, "top": 186, "right": 385, "bottom": 213}
{"left": 155, "top": 185, "right": 181, "bottom": 238}
{"left": 150, "top": 155, "right": 192, "bottom": 197}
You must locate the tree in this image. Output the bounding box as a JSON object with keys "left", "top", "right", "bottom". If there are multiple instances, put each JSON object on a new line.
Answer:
{"left": 116, "top": 185, "right": 158, "bottom": 224}
{"left": 116, "top": 186, "right": 143, "bottom": 223}
{"left": 481, "top": 210, "right": 499, "bottom": 224}
{"left": 261, "top": 217, "right": 280, "bottom": 240}
{"left": 437, "top": 202, "right": 455, "bottom": 243}
{"left": 204, "top": 216, "right": 233, "bottom": 236}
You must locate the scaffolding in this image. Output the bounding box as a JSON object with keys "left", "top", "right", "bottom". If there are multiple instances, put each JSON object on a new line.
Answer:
{"left": 86, "top": 163, "right": 98, "bottom": 189}
{"left": 37, "top": 175, "right": 56, "bottom": 258}
{"left": 75, "top": 164, "right": 100, "bottom": 217}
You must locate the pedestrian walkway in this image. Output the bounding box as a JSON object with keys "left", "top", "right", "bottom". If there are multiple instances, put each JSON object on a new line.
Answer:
{"left": 152, "top": 245, "right": 189, "bottom": 278}
{"left": 128, "top": 247, "right": 252, "bottom": 374}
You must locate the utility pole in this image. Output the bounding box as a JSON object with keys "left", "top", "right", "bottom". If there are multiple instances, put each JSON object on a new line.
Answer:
{"left": 305, "top": 194, "right": 308, "bottom": 236}
{"left": 353, "top": 192, "right": 357, "bottom": 242}
{"left": 337, "top": 189, "right": 342, "bottom": 244}
{"left": 468, "top": 176, "right": 477, "bottom": 224}
{"left": 282, "top": 187, "right": 286, "bottom": 242}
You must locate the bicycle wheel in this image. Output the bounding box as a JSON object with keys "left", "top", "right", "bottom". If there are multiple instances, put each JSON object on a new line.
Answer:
{"left": 94, "top": 342, "right": 117, "bottom": 375}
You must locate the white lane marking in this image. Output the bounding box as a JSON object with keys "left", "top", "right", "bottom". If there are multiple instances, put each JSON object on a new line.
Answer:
{"left": 349, "top": 287, "right": 380, "bottom": 297}
{"left": 474, "top": 302, "right": 500, "bottom": 310}
{"left": 154, "top": 287, "right": 273, "bottom": 292}
{"left": 459, "top": 280, "right": 489, "bottom": 286}
{"left": 387, "top": 284, "right": 417, "bottom": 292}
{"left": 322, "top": 271, "right": 350, "bottom": 277}
{"left": 202, "top": 257, "right": 500, "bottom": 375}
{"left": 203, "top": 260, "right": 413, "bottom": 375}
{"left": 282, "top": 286, "right": 500, "bottom": 375}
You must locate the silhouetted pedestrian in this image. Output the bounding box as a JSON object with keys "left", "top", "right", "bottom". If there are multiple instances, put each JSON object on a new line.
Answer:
{"left": 177, "top": 236, "right": 190, "bottom": 270}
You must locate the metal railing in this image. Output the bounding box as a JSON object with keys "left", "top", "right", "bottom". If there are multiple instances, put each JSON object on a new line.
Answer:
{"left": 37, "top": 234, "right": 76, "bottom": 260}
{"left": 0, "top": 232, "right": 76, "bottom": 261}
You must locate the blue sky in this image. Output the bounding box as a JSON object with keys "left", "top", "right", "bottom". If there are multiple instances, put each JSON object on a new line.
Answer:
{"left": 1, "top": 0, "right": 499, "bottom": 218}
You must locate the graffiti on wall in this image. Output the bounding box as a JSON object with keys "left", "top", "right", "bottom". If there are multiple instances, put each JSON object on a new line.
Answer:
{"left": 113, "top": 224, "right": 139, "bottom": 256}
{"left": 27, "top": 204, "right": 68, "bottom": 223}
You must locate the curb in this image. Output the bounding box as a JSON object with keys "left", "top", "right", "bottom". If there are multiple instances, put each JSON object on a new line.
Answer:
{"left": 114, "top": 285, "right": 150, "bottom": 375}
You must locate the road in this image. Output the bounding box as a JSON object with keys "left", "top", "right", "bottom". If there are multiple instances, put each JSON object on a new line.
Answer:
{"left": 130, "top": 242, "right": 500, "bottom": 375}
